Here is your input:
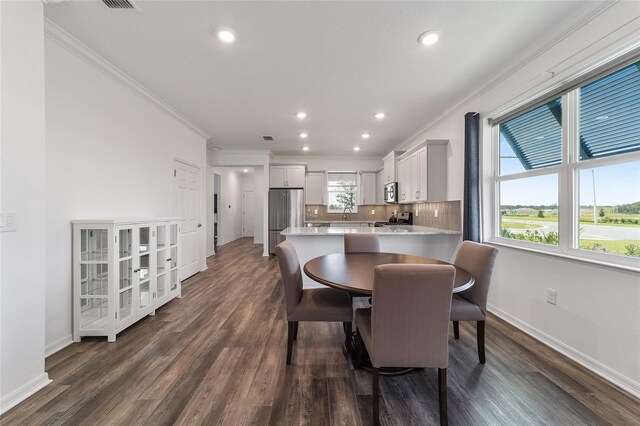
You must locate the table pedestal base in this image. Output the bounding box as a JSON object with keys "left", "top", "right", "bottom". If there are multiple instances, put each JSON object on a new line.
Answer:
{"left": 344, "top": 333, "right": 416, "bottom": 376}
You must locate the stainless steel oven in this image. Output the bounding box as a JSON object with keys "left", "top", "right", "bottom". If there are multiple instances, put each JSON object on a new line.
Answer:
{"left": 384, "top": 182, "right": 398, "bottom": 203}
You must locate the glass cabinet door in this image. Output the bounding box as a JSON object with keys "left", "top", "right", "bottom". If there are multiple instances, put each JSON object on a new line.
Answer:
{"left": 169, "top": 223, "right": 179, "bottom": 292}
{"left": 138, "top": 226, "right": 152, "bottom": 310}
{"left": 156, "top": 224, "right": 167, "bottom": 299}
{"left": 117, "top": 228, "right": 134, "bottom": 322}
{"left": 79, "top": 228, "right": 110, "bottom": 329}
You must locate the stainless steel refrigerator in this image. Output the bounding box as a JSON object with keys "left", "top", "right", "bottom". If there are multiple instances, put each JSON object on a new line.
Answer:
{"left": 269, "top": 189, "right": 304, "bottom": 254}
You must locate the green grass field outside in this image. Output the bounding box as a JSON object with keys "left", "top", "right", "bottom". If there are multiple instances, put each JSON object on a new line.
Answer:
{"left": 579, "top": 239, "right": 640, "bottom": 256}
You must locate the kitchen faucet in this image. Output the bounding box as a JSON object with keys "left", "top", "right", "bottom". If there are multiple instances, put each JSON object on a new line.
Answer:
{"left": 342, "top": 207, "right": 353, "bottom": 221}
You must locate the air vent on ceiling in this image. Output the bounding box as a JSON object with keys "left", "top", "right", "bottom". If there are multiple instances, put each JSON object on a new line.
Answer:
{"left": 262, "top": 136, "right": 274, "bottom": 141}
{"left": 101, "top": 0, "right": 138, "bottom": 10}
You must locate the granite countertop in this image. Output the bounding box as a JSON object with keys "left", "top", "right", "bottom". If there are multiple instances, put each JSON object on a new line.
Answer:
{"left": 281, "top": 225, "right": 460, "bottom": 236}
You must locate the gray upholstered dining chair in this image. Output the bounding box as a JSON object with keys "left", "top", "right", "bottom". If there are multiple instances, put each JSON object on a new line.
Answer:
{"left": 354, "top": 264, "right": 455, "bottom": 426}
{"left": 344, "top": 233, "right": 380, "bottom": 253}
{"left": 275, "top": 240, "right": 353, "bottom": 365}
{"left": 450, "top": 241, "right": 499, "bottom": 364}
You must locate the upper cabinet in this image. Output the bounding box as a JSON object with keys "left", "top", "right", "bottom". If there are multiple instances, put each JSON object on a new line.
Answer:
{"left": 376, "top": 170, "right": 385, "bottom": 204}
{"left": 382, "top": 151, "right": 403, "bottom": 184}
{"left": 270, "top": 165, "right": 306, "bottom": 188}
{"left": 305, "top": 172, "right": 326, "bottom": 205}
{"left": 396, "top": 141, "right": 448, "bottom": 203}
{"left": 359, "top": 172, "right": 377, "bottom": 205}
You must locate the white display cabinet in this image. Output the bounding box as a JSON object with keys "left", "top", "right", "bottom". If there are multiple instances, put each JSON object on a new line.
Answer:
{"left": 72, "top": 218, "right": 181, "bottom": 342}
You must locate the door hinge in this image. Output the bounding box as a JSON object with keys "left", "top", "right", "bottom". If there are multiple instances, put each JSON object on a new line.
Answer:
{"left": 115, "top": 235, "right": 118, "bottom": 243}
{"left": 174, "top": 170, "right": 177, "bottom": 177}
{"left": 115, "top": 312, "right": 118, "bottom": 319}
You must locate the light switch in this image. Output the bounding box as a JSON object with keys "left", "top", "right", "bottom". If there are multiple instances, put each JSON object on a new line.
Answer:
{"left": 371, "top": 209, "right": 375, "bottom": 215}
{"left": 314, "top": 209, "right": 318, "bottom": 215}
{"left": 0, "top": 211, "right": 18, "bottom": 232}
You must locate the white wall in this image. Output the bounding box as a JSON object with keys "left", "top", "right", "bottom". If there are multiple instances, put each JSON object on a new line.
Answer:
{"left": 0, "top": 1, "right": 51, "bottom": 412}
{"left": 44, "top": 35, "right": 207, "bottom": 355}
{"left": 394, "top": 3, "right": 640, "bottom": 396}
{"left": 241, "top": 172, "right": 255, "bottom": 191}
{"left": 211, "top": 167, "right": 243, "bottom": 245}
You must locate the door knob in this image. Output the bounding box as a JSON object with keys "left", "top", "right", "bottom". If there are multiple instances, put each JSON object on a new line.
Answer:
{"left": 198, "top": 223, "right": 202, "bottom": 228}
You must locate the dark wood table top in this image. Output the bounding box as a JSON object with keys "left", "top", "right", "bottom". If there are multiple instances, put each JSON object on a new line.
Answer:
{"left": 303, "top": 252, "right": 474, "bottom": 295}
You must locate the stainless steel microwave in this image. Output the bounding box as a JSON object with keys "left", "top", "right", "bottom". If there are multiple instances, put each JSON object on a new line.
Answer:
{"left": 384, "top": 182, "right": 398, "bottom": 203}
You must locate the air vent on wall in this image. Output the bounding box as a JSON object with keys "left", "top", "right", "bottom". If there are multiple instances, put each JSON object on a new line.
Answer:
{"left": 262, "top": 136, "right": 274, "bottom": 141}
{"left": 101, "top": 0, "right": 138, "bottom": 10}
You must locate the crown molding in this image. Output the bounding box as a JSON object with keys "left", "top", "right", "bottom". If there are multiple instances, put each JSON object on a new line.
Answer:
{"left": 394, "top": 1, "right": 618, "bottom": 152}
{"left": 44, "top": 18, "right": 211, "bottom": 140}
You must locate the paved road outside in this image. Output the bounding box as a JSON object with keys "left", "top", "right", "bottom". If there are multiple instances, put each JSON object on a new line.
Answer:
{"left": 504, "top": 218, "right": 640, "bottom": 241}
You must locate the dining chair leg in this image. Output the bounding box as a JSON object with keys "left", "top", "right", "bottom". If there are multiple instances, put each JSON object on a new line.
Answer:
{"left": 293, "top": 321, "right": 299, "bottom": 340}
{"left": 452, "top": 321, "right": 459, "bottom": 339}
{"left": 287, "top": 321, "right": 295, "bottom": 365}
{"left": 438, "top": 368, "right": 448, "bottom": 426}
{"left": 372, "top": 367, "right": 380, "bottom": 426}
{"left": 477, "top": 320, "right": 486, "bottom": 364}
{"left": 354, "top": 330, "right": 364, "bottom": 370}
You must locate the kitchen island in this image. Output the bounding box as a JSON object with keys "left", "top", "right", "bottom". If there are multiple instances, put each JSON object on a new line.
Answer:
{"left": 281, "top": 225, "right": 462, "bottom": 288}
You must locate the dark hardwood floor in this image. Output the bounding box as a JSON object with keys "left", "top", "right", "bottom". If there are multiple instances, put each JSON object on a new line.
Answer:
{"left": 2, "top": 238, "right": 639, "bottom": 425}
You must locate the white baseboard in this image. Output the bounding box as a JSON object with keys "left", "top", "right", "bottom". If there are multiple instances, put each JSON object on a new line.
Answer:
{"left": 45, "top": 334, "right": 73, "bottom": 358}
{"left": 0, "top": 373, "right": 51, "bottom": 414}
{"left": 487, "top": 304, "right": 640, "bottom": 398}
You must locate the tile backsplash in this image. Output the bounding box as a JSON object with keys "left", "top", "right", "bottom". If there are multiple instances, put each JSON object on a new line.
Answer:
{"left": 305, "top": 200, "right": 461, "bottom": 232}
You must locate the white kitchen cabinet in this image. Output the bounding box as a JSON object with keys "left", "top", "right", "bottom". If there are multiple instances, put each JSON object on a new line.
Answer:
{"left": 359, "top": 172, "right": 377, "bottom": 205}
{"left": 397, "top": 157, "right": 408, "bottom": 202}
{"left": 305, "top": 172, "right": 326, "bottom": 204}
{"left": 270, "top": 165, "right": 306, "bottom": 188}
{"left": 396, "top": 141, "right": 448, "bottom": 203}
{"left": 376, "top": 170, "right": 384, "bottom": 204}
{"left": 382, "top": 154, "right": 395, "bottom": 184}
{"left": 72, "top": 218, "right": 181, "bottom": 342}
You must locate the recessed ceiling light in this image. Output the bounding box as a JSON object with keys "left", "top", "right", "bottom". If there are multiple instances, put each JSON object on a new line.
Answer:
{"left": 361, "top": 133, "right": 370, "bottom": 139}
{"left": 302, "top": 146, "right": 310, "bottom": 151}
{"left": 296, "top": 112, "right": 307, "bottom": 119}
{"left": 353, "top": 146, "right": 361, "bottom": 152}
{"left": 243, "top": 169, "right": 249, "bottom": 173}
{"left": 418, "top": 30, "right": 439, "bottom": 46}
{"left": 374, "top": 112, "right": 385, "bottom": 119}
{"left": 216, "top": 27, "right": 236, "bottom": 43}
{"left": 299, "top": 132, "right": 308, "bottom": 139}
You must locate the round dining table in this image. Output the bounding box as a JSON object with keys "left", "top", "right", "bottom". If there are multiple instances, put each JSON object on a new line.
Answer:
{"left": 303, "top": 252, "right": 475, "bottom": 295}
{"left": 303, "top": 252, "right": 475, "bottom": 375}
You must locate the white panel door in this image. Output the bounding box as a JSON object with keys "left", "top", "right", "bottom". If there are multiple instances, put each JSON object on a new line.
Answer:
{"left": 242, "top": 191, "right": 255, "bottom": 237}
{"left": 173, "top": 160, "right": 200, "bottom": 280}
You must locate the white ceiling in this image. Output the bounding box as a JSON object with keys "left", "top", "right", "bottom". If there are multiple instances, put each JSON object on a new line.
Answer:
{"left": 45, "top": 1, "right": 592, "bottom": 156}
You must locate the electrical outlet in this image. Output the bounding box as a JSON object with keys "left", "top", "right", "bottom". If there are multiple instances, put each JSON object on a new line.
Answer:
{"left": 371, "top": 209, "right": 375, "bottom": 215}
{"left": 547, "top": 288, "right": 557, "bottom": 305}
{"left": 0, "top": 211, "right": 17, "bottom": 232}
{"left": 434, "top": 209, "right": 438, "bottom": 218}
{"left": 314, "top": 209, "right": 318, "bottom": 215}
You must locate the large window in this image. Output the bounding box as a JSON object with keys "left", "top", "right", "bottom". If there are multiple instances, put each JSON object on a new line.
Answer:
{"left": 493, "top": 61, "right": 640, "bottom": 265}
{"left": 327, "top": 172, "right": 358, "bottom": 213}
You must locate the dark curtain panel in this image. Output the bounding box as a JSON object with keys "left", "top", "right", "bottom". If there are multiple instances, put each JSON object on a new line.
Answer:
{"left": 463, "top": 112, "right": 480, "bottom": 242}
